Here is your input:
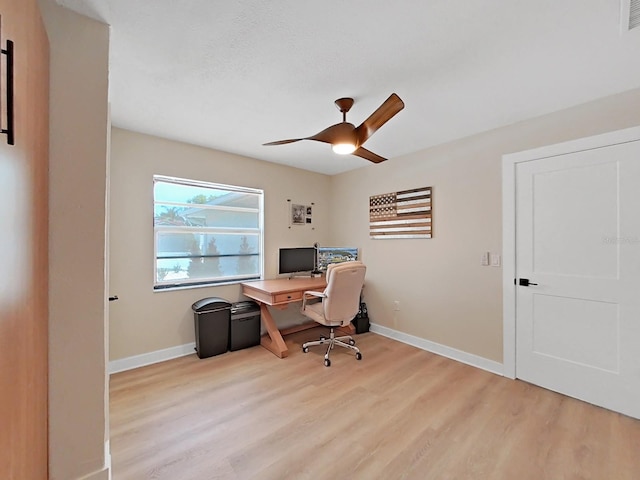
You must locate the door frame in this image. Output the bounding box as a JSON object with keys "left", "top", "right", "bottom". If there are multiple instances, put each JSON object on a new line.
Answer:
{"left": 501, "top": 125, "right": 640, "bottom": 379}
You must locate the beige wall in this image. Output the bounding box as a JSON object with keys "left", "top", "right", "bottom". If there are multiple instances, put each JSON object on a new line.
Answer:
{"left": 111, "top": 89, "right": 640, "bottom": 365}
{"left": 109, "top": 128, "right": 331, "bottom": 361}
{"left": 331, "top": 87, "right": 640, "bottom": 363}
{"left": 39, "top": 1, "right": 111, "bottom": 479}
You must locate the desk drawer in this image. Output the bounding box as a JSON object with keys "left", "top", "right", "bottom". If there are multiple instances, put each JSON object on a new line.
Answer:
{"left": 274, "top": 291, "right": 302, "bottom": 303}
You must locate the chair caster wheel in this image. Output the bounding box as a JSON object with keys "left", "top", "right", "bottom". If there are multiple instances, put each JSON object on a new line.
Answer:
{"left": 324, "top": 358, "right": 331, "bottom": 367}
{"left": 355, "top": 352, "right": 362, "bottom": 360}
{"left": 302, "top": 346, "right": 309, "bottom": 353}
{"left": 348, "top": 339, "right": 356, "bottom": 346}
{"left": 320, "top": 335, "right": 326, "bottom": 341}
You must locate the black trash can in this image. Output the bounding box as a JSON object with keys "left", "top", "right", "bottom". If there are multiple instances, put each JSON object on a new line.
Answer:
{"left": 230, "top": 301, "right": 261, "bottom": 351}
{"left": 191, "top": 297, "right": 232, "bottom": 358}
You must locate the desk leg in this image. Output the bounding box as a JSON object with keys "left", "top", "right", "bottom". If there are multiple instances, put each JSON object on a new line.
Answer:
{"left": 258, "top": 303, "right": 289, "bottom": 358}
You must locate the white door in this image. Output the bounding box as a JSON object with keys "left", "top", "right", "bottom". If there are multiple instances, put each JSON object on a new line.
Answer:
{"left": 514, "top": 138, "right": 640, "bottom": 419}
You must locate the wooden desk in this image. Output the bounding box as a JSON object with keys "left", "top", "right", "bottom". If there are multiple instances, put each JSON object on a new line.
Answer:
{"left": 241, "top": 277, "right": 329, "bottom": 358}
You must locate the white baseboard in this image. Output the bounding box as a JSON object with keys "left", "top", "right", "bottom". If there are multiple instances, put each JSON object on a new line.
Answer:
{"left": 104, "top": 440, "right": 111, "bottom": 479}
{"left": 109, "top": 342, "right": 196, "bottom": 374}
{"left": 78, "top": 466, "right": 110, "bottom": 480}
{"left": 109, "top": 327, "right": 504, "bottom": 377}
{"left": 369, "top": 323, "right": 504, "bottom": 376}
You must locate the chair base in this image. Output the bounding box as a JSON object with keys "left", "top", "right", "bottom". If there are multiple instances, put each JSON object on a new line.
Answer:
{"left": 302, "top": 327, "right": 362, "bottom": 366}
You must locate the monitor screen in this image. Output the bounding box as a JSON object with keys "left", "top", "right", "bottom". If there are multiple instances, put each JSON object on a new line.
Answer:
{"left": 317, "top": 247, "right": 358, "bottom": 271}
{"left": 278, "top": 247, "right": 316, "bottom": 275}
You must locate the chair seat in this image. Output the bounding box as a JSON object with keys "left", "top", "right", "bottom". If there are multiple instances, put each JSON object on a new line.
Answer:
{"left": 301, "top": 301, "right": 344, "bottom": 327}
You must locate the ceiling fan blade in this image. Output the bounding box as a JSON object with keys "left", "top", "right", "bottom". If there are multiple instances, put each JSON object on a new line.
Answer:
{"left": 264, "top": 123, "right": 357, "bottom": 147}
{"left": 308, "top": 122, "right": 356, "bottom": 144}
{"left": 263, "top": 138, "right": 304, "bottom": 146}
{"left": 353, "top": 146, "right": 387, "bottom": 164}
{"left": 356, "top": 93, "right": 405, "bottom": 145}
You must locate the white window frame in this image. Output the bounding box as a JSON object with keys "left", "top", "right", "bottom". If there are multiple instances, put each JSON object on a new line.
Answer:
{"left": 153, "top": 175, "right": 264, "bottom": 290}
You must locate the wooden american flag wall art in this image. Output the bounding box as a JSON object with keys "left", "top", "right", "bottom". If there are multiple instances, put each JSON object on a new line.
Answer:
{"left": 369, "top": 186, "right": 432, "bottom": 239}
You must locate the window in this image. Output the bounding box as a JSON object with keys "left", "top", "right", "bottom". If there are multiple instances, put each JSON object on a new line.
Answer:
{"left": 153, "top": 175, "right": 263, "bottom": 290}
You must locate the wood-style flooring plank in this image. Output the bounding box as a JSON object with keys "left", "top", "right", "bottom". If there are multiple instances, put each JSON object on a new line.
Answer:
{"left": 109, "top": 328, "right": 640, "bottom": 480}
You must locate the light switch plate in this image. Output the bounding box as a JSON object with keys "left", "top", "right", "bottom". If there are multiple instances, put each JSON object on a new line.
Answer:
{"left": 490, "top": 253, "right": 501, "bottom": 267}
{"left": 481, "top": 252, "right": 490, "bottom": 266}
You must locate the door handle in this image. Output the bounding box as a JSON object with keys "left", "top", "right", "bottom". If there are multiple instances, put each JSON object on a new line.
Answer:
{"left": 109, "top": 295, "right": 119, "bottom": 301}
{"left": 517, "top": 278, "right": 538, "bottom": 287}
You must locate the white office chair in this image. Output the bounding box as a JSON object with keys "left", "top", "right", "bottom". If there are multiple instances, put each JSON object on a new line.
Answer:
{"left": 300, "top": 261, "right": 366, "bottom": 366}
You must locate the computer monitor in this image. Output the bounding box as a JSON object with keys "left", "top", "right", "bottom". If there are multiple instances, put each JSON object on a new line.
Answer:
{"left": 316, "top": 247, "right": 358, "bottom": 272}
{"left": 278, "top": 247, "right": 316, "bottom": 276}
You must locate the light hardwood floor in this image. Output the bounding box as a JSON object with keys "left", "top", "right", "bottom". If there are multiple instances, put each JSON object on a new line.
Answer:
{"left": 110, "top": 328, "right": 640, "bottom": 480}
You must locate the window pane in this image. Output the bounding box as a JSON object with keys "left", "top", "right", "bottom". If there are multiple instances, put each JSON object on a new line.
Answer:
{"left": 154, "top": 182, "right": 259, "bottom": 209}
{"left": 156, "top": 232, "right": 195, "bottom": 258}
{"left": 154, "top": 176, "right": 263, "bottom": 289}
{"left": 154, "top": 203, "right": 259, "bottom": 228}
{"left": 156, "top": 258, "right": 189, "bottom": 283}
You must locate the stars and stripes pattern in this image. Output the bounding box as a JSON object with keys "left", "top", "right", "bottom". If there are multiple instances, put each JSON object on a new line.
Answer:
{"left": 369, "top": 187, "right": 432, "bottom": 239}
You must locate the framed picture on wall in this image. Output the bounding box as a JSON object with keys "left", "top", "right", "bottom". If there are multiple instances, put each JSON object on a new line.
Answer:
{"left": 288, "top": 201, "right": 314, "bottom": 227}
{"left": 291, "top": 203, "right": 306, "bottom": 225}
{"left": 369, "top": 186, "right": 432, "bottom": 239}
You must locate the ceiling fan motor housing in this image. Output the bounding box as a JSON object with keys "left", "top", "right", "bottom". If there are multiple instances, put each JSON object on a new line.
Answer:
{"left": 335, "top": 97, "right": 355, "bottom": 115}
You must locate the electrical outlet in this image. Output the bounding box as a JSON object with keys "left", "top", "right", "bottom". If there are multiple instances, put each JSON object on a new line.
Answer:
{"left": 481, "top": 252, "right": 490, "bottom": 266}
{"left": 393, "top": 300, "right": 400, "bottom": 311}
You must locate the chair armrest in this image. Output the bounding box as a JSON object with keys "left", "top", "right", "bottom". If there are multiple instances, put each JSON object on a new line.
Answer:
{"left": 302, "top": 290, "right": 326, "bottom": 310}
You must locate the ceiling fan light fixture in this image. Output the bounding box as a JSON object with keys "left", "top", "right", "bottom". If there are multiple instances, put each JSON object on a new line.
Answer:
{"left": 263, "top": 93, "right": 404, "bottom": 165}
{"left": 332, "top": 143, "right": 357, "bottom": 155}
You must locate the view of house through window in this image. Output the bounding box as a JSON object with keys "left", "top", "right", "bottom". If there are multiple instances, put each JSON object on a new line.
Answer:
{"left": 153, "top": 175, "right": 263, "bottom": 289}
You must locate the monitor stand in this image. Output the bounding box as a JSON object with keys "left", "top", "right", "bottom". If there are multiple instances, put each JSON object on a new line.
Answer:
{"left": 288, "top": 271, "right": 314, "bottom": 279}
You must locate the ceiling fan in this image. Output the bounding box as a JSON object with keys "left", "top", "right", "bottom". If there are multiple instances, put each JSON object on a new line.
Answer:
{"left": 263, "top": 93, "right": 405, "bottom": 164}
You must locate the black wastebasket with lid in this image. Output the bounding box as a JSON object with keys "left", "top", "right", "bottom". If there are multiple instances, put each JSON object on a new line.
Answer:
{"left": 191, "top": 297, "right": 231, "bottom": 358}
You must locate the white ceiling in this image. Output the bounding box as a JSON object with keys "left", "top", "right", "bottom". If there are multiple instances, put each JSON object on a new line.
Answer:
{"left": 55, "top": 0, "right": 640, "bottom": 175}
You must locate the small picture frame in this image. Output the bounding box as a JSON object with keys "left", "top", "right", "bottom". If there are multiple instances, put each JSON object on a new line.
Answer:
{"left": 288, "top": 201, "right": 314, "bottom": 227}
{"left": 291, "top": 203, "right": 306, "bottom": 225}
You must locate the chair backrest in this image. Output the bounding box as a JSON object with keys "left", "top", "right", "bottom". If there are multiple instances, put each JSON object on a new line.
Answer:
{"left": 322, "top": 261, "right": 366, "bottom": 325}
